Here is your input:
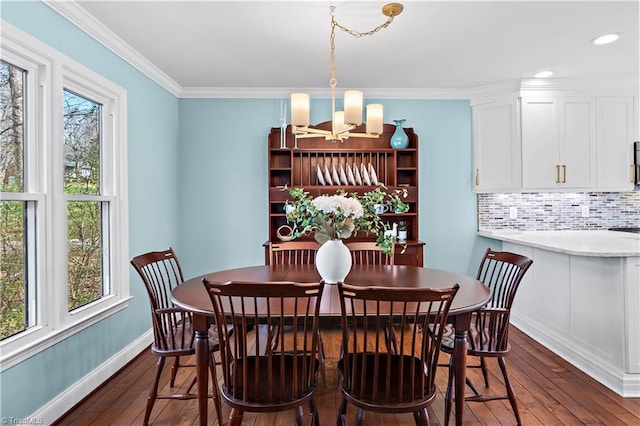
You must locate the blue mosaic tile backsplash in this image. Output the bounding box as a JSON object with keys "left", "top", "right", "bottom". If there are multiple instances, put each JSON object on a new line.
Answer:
{"left": 478, "top": 191, "right": 640, "bottom": 231}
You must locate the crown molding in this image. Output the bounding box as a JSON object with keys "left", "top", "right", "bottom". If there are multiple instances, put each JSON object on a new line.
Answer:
{"left": 468, "top": 80, "right": 522, "bottom": 106}
{"left": 44, "top": 0, "right": 182, "bottom": 97}
{"left": 470, "top": 78, "right": 639, "bottom": 105}
{"left": 519, "top": 78, "right": 639, "bottom": 96}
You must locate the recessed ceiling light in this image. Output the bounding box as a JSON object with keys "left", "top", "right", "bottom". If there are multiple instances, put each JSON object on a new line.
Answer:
{"left": 592, "top": 34, "right": 620, "bottom": 45}
{"left": 534, "top": 70, "right": 553, "bottom": 78}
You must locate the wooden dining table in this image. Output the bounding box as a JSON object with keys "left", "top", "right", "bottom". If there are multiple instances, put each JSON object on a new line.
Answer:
{"left": 171, "top": 264, "right": 491, "bottom": 426}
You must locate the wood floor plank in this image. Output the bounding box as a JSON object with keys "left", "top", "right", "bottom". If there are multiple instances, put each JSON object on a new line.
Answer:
{"left": 52, "top": 325, "right": 639, "bottom": 426}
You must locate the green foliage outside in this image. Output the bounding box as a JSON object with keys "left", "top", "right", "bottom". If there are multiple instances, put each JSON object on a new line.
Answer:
{"left": 0, "top": 61, "right": 104, "bottom": 340}
{"left": 0, "top": 185, "right": 103, "bottom": 340}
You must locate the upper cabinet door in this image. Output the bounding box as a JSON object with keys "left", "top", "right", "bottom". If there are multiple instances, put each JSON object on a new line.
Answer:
{"left": 521, "top": 97, "right": 560, "bottom": 189}
{"left": 635, "top": 96, "right": 639, "bottom": 142}
{"left": 559, "top": 97, "right": 596, "bottom": 189}
{"left": 596, "top": 97, "right": 635, "bottom": 190}
{"left": 472, "top": 99, "right": 521, "bottom": 192}
{"left": 521, "top": 96, "right": 596, "bottom": 190}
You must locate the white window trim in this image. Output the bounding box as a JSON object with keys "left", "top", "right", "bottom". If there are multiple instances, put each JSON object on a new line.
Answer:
{"left": 0, "top": 21, "right": 130, "bottom": 371}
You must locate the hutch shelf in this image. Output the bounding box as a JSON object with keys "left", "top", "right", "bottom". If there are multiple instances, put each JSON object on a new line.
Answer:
{"left": 265, "top": 122, "right": 424, "bottom": 266}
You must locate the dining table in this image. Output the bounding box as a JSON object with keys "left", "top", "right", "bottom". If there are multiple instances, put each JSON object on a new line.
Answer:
{"left": 171, "top": 263, "right": 491, "bottom": 426}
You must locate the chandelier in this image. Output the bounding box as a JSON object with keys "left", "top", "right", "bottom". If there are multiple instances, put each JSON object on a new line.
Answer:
{"left": 290, "top": 3, "right": 404, "bottom": 142}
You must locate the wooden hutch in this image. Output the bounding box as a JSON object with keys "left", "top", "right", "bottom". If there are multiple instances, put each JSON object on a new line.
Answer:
{"left": 265, "top": 122, "right": 424, "bottom": 266}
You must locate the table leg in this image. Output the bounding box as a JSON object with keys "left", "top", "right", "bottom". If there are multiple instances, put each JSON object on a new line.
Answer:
{"left": 453, "top": 312, "right": 471, "bottom": 426}
{"left": 193, "top": 314, "right": 209, "bottom": 426}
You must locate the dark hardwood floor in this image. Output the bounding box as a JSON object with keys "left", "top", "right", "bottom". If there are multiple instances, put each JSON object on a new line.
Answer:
{"left": 53, "top": 325, "right": 639, "bottom": 425}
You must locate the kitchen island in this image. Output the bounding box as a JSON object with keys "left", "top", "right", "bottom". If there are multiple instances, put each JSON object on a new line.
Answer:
{"left": 479, "top": 230, "right": 640, "bottom": 397}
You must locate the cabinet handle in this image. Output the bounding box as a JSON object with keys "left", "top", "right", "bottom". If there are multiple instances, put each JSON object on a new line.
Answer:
{"left": 475, "top": 169, "right": 479, "bottom": 186}
{"left": 556, "top": 165, "right": 560, "bottom": 183}
{"left": 562, "top": 165, "right": 567, "bottom": 183}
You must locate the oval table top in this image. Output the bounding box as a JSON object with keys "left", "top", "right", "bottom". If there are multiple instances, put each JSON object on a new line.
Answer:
{"left": 172, "top": 264, "right": 491, "bottom": 317}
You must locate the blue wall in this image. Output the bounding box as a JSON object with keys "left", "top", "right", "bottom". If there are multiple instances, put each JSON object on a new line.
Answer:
{"left": 0, "top": 1, "right": 180, "bottom": 419}
{"left": 176, "top": 97, "right": 494, "bottom": 276}
{"left": 1, "top": 1, "right": 497, "bottom": 420}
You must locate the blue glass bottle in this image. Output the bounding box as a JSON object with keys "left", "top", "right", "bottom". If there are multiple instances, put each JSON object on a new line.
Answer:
{"left": 390, "top": 119, "right": 409, "bottom": 149}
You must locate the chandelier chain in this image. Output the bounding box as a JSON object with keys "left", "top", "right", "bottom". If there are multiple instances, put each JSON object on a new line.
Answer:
{"left": 329, "top": 11, "right": 397, "bottom": 87}
{"left": 332, "top": 15, "right": 396, "bottom": 39}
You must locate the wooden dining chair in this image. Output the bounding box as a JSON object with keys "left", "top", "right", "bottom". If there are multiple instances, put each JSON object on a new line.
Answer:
{"left": 441, "top": 248, "right": 533, "bottom": 426}
{"left": 202, "top": 279, "right": 325, "bottom": 426}
{"left": 130, "top": 248, "right": 223, "bottom": 426}
{"left": 267, "top": 240, "right": 328, "bottom": 384}
{"left": 268, "top": 241, "right": 322, "bottom": 265}
{"left": 346, "top": 241, "right": 395, "bottom": 265}
{"left": 336, "top": 281, "right": 459, "bottom": 425}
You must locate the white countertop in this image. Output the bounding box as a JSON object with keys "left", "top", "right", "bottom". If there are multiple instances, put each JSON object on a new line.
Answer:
{"left": 478, "top": 230, "right": 640, "bottom": 257}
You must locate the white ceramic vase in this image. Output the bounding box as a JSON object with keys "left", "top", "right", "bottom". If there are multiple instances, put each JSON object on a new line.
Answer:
{"left": 315, "top": 239, "right": 352, "bottom": 284}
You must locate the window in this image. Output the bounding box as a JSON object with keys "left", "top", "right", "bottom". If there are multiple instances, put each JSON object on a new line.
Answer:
{"left": 0, "top": 24, "right": 129, "bottom": 369}
{"left": 63, "top": 90, "right": 108, "bottom": 311}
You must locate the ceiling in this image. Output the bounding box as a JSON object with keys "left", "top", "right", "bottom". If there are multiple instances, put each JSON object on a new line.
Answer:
{"left": 58, "top": 0, "right": 639, "bottom": 96}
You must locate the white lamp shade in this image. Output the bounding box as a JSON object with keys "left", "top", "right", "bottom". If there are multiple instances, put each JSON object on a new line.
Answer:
{"left": 365, "top": 104, "right": 383, "bottom": 135}
{"left": 333, "top": 111, "right": 350, "bottom": 135}
{"left": 291, "top": 93, "right": 310, "bottom": 127}
{"left": 344, "top": 90, "right": 363, "bottom": 125}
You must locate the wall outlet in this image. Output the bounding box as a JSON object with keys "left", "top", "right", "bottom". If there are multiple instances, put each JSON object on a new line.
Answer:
{"left": 509, "top": 207, "right": 518, "bottom": 219}
{"left": 581, "top": 205, "right": 590, "bottom": 218}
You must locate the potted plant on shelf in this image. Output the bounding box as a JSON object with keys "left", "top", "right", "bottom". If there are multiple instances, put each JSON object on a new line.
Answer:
{"left": 398, "top": 221, "right": 408, "bottom": 242}
{"left": 282, "top": 184, "right": 408, "bottom": 283}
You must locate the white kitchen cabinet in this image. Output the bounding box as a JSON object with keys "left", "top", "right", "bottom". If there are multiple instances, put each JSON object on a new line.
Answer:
{"left": 625, "top": 257, "right": 640, "bottom": 375}
{"left": 635, "top": 96, "right": 639, "bottom": 142}
{"left": 503, "top": 240, "right": 640, "bottom": 397}
{"left": 521, "top": 96, "right": 596, "bottom": 189}
{"left": 596, "top": 96, "right": 635, "bottom": 190}
{"left": 472, "top": 99, "right": 521, "bottom": 192}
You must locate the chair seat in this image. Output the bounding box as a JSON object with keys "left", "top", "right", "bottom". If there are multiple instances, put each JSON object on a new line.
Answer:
{"left": 152, "top": 323, "right": 220, "bottom": 354}
{"left": 338, "top": 353, "right": 429, "bottom": 403}
{"left": 226, "top": 354, "right": 320, "bottom": 403}
{"left": 441, "top": 323, "right": 511, "bottom": 356}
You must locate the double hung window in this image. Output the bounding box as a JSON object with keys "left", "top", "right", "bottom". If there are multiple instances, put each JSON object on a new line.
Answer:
{"left": 0, "top": 24, "right": 129, "bottom": 368}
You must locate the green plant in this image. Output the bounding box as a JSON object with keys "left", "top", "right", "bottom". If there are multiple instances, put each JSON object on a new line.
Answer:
{"left": 283, "top": 183, "right": 408, "bottom": 256}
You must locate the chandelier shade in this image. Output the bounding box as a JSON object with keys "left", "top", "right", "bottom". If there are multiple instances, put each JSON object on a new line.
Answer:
{"left": 291, "top": 93, "right": 310, "bottom": 127}
{"left": 290, "top": 3, "right": 403, "bottom": 142}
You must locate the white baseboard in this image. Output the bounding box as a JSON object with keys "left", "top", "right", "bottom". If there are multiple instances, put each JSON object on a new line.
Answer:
{"left": 511, "top": 314, "right": 640, "bottom": 397}
{"left": 31, "top": 330, "right": 153, "bottom": 424}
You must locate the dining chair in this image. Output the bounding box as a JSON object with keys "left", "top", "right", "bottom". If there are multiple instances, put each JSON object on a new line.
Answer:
{"left": 336, "top": 281, "right": 459, "bottom": 425}
{"left": 442, "top": 248, "right": 533, "bottom": 426}
{"left": 267, "top": 240, "right": 327, "bottom": 385}
{"left": 130, "top": 248, "right": 223, "bottom": 426}
{"left": 202, "top": 279, "right": 325, "bottom": 426}
{"left": 345, "top": 241, "right": 395, "bottom": 265}
{"left": 346, "top": 241, "right": 399, "bottom": 352}
{"left": 268, "top": 241, "right": 322, "bottom": 265}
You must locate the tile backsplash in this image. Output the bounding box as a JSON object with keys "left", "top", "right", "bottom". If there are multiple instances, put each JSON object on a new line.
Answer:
{"left": 478, "top": 191, "right": 640, "bottom": 230}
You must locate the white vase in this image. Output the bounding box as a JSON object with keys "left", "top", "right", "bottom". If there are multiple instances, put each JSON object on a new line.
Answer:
{"left": 315, "top": 239, "right": 352, "bottom": 284}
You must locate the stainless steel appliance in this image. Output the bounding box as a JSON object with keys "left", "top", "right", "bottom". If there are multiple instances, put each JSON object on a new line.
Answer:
{"left": 608, "top": 227, "right": 640, "bottom": 234}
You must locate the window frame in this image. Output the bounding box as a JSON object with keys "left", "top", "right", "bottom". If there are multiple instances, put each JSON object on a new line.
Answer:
{"left": 0, "top": 22, "right": 130, "bottom": 370}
